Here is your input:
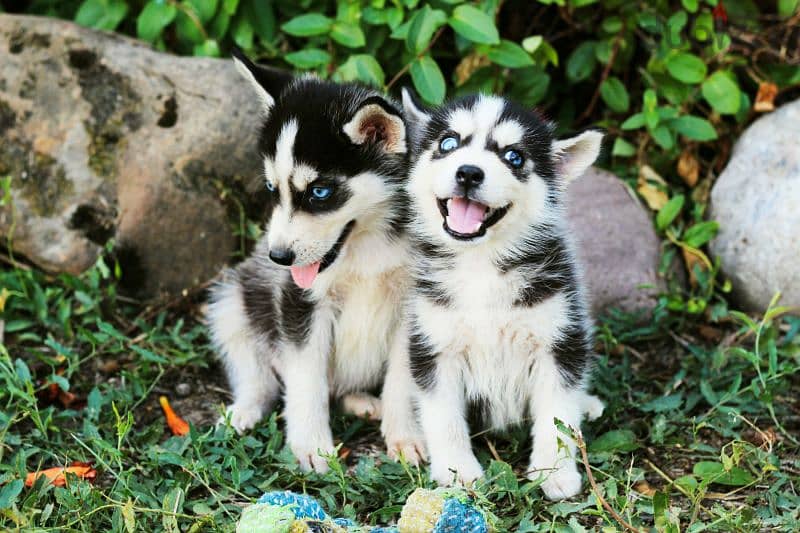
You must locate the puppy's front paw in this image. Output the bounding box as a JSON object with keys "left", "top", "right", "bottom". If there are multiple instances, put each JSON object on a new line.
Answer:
{"left": 342, "top": 393, "right": 382, "bottom": 421}
{"left": 583, "top": 394, "right": 605, "bottom": 421}
{"left": 386, "top": 435, "right": 427, "bottom": 466}
{"left": 221, "top": 402, "right": 265, "bottom": 434}
{"left": 533, "top": 465, "right": 583, "bottom": 500}
{"left": 291, "top": 439, "right": 335, "bottom": 474}
{"left": 430, "top": 453, "right": 483, "bottom": 487}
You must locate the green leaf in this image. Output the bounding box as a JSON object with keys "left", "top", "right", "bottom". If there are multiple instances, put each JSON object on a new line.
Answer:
{"left": 656, "top": 195, "right": 685, "bottom": 230}
{"left": 75, "top": 0, "right": 129, "bottom": 31}
{"left": 410, "top": 55, "right": 446, "bottom": 104}
{"left": 611, "top": 138, "right": 636, "bottom": 157}
{"left": 334, "top": 55, "right": 385, "bottom": 87}
{"left": 672, "top": 115, "right": 718, "bottom": 141}
{"left": 681, "top": 0, "right": 699, "bottom": 12}
{"left": 487, "top": 40, "right": 534, "bottom": 68}
{"left": 193, "top": 39, "right": 220, "bottom": 57}
{"left": 651, "top": 124, "right": 674, "bottom": 150}
{"left": 137, "top": 2, "right": 177, "bottom": 42}
{"left": 640, "top": 392, "right": 683, "bottom": 412}
{"left": 620, "top": 112, "right": 645, "bottom": 130}
{"left": 692, "top": 461, "right": 756, "bottom": 486}
{"left": 702, "top": 71, "right": 741, "bottom": 114}
{"left": 284, "top": 48, "right": 331, "bottom": 69}
{"left": 281, "top": 13, "right": 332, "bottom": 37}
{"left": 0, "top": 479, "right": 23, "bottom": 510}
{"left": 406, "top": 6, "right": 446, "bottom": 54}
{"left": 779, "top": 0, "right": 799, "bottom": 17}
{"left": 175, "top": 9, "right": 206, "bottom": 45}
{"left": 187, "top": 0, "right": 218, "bottom": 23}
{"left": 231, "top": 16, "right": 253, "bottom": 49}
{"left": 599, "top": 76, "right": 629, "bottom": 112}
{"left": 665, "top": 52, "right": 707, "bottom": 84}
{"left": 566, "top": 41, "right": 597, "bottom": 82}
{"left": 522, "top": 35, "right": 543, "bottom": 53}
{"left": 589, "top": 429, "right": 640, "bottom": 453}
{"left": 223, "top": 0, "right": 239, "bottom": 15}
{"left": 249, "top": 0, "right": 276, "bottom": 42}
{"left": 506, "top": 66, "right": 550, "bottom": 106}
{"left": 448, "top": 5, "right": 500, "bottom": 45}
{"left": 683, "top": 221, "right": 719, "bottom": 248}
{"left": 331, "top": 21, "right": 365, "bottom": 48}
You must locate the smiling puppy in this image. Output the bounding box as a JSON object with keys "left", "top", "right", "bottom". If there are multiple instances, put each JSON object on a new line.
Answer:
{"left": 207, "top": 51, "right": 423, "bottom": 473}
{"left": 401, "top": 90, "right": 604, "bottom": 500}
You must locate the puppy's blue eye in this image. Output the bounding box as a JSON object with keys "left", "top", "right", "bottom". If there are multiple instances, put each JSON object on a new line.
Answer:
{"left": 266, "top": 181, "right": 276, "bottom": 192}
{"left": 503, "top": 149, "right": 524, "bottom": 168}
{"left": 439, "top": 136, "right": 459, "bottom": 153}
{"left": 311, "top": 186, "right": 333, "bottom": 200}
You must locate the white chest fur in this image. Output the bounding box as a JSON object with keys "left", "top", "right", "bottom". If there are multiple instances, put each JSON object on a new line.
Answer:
{"left": 413, "top": 253, "right": 571, "bottom": 428}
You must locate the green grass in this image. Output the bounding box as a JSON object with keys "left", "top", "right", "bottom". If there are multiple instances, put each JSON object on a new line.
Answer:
{"left": 0, "top": 257, "right": 798, "bottom": 532}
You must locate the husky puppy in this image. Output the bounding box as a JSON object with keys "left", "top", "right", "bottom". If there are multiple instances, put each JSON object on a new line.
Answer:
{"left": 207, "top": 51, "right": 423, "bottom": 473}
{"left": 400, "top": 90, "right": 605, "bottom": 500}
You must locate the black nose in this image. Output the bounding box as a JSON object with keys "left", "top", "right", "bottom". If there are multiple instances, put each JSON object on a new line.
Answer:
{"left": 456, "top": 165, "right": 484, "bottom": 190}
{"left": 268, "top": 248, "right": 295, "bottom": 266}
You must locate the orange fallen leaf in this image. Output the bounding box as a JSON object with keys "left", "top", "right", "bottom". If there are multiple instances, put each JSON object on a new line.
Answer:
{"left": 677, "top": 150, "right": 700, "bottom": 188}
{"left": 634, "top": 480, "right": 657, "bottom": 497}
{"left": 159, "top": 395, "right": 190, "bottom": 436}
{"left": 754, "top": 82, "right": 778, "bottom": 113}
{"left": 25, "top": 462, "right": 97, "bottom": 488}
{"left": 637, "top": 165, "right": 669, "bottom": 211}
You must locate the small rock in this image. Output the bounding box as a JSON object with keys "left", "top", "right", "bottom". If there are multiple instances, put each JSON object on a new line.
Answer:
{"left": 710, "top": 99, "right": 800, "bottom": 312}
{"left": 567, "top": 167, "right": 666, "bottom": 314}
{"left": 176, "top": 383, "right": 192, "bottom": 397}
{"left": 0, "top": 15, "right": 265, "bottom": 297}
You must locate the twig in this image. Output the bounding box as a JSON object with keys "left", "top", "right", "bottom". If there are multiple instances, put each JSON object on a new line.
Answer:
{"left": 575, "top": 430, "right": 642, "bottom": 533}
{"left": 577, "top": 29, "right": 624, "bottom": 124}
{"left": 386, "top": 27, "right": 446, "bottom": 90}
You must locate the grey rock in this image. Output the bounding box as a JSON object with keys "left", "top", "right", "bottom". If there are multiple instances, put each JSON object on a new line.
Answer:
{"left": 710, "top": 99, "right": 800, "bottom": 312}
{"left": 567, "top": 167, "right": 665, "bottom": 314}
{"left": 0, "top": 15, "right": 264, "bottom": 296}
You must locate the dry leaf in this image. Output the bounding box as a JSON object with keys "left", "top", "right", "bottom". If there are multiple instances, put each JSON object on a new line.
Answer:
{"left": 682, "top": 247, "right": 706, "bottom": 286}
{"left": 634, "top": 480, "right": 657, "bottom": 497}
{"left": 25, "top": 462, "right": 97, "bottom": 487}
{"left": 454, "top": 52, "right": 491, "bottom": 86}
{"left": 697, "top": 324, "right": 723, "bottom": 343}
{"left": 637, "top": 165, "right": 668, "bottom": 211}
{"left": 677, "top": 150, "right": 700, "bottom": 188}
{"left": 754, "top": 82, "right": 778, "bottom": 113}
{"left": 159, "top": 396, "right": 190, "bottom": 436}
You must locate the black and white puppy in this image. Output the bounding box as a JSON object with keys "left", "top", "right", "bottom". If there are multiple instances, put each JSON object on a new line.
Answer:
{"left": 401, "top": 91, "right": 604, "bottom": 500}
{"left": 207, "top": 51, "right": 423, "bottom": 473}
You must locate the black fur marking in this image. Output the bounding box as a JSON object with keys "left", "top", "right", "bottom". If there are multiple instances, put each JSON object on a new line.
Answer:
{"left": 498, "top": 231, "right": 576, "bottom": 307}
{"left": 280, "top": 281, "right": 315, "bottom": 347}
{"left": 550, "top": 300, "right": 593, "bottom": 387}
{"left": 319, "top": 220, "right": 356, "bottom": 273}
{"left": 415, "top": 277, "right": 451, "bottom": 306}
{"left": 409, "top": 326, "right": 439, "bottom": 391}
{"left": 232, "top": 46, "right": 294, "bottom": 103}
{"left": 467, "top": 395, "right": 492, "bottom": 430}
{"left": 484, "top": 138, "right": 529, "bottom": 182}
{"left": 239, "top": 263, "right": 280, "bottom": 343}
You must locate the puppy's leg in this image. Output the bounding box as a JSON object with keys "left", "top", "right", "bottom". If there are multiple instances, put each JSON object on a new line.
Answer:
{"left": 281, "top": 308, "right": 336, "bottom": 474}
{"left": 209, "top": 280, "right": 280, "bottom": 433}
{"left": 381, "top": 326, "right": 426, "bottom": 465}
{"left": 417, "top": 356, "right": 482, "bottom": 486}
{"left": 341, "top": 393, "right": 382, "bottom": 421}
{"left": 581, "top": 392, "right": 605, "bottom": 421}
{"left": 528, "top": 371, "right": 585, "bottom": 501}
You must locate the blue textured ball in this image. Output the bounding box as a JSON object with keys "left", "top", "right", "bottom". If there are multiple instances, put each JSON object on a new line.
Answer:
{"left": 434, "top": 498, "right": 489, "bottom": 533}
{"left": 257, "top": 491, "right": 328, "bottom": 521}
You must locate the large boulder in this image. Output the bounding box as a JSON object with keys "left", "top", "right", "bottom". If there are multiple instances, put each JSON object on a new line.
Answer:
{"left": 567, "top": 167, "right": 666, "bottom": 314}
{"left": 0, "top": 15, "right": 263, "bottom": 297}
{"left": 710, "top": 99, "right": 800, "bottom": 312}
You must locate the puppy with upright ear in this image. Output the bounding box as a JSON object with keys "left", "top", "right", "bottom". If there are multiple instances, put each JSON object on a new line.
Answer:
{"left": 343, "top": 96, "right": 407, "bottom": 155}
{"left": 552, "top": 130, "right": 604, "bottom": 183}
{"left": 231, "top": 47, "right": 294, "bottom": 114}
{"left": 400, "top": 87, "right": 431, "bottom": 150}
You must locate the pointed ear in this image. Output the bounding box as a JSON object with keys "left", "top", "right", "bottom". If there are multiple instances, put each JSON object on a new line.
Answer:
{"left": 401, "top": 87, "right": 430, "bottom": 138}
{"left": 342, "top": 96, "right": 407, "bottom": 154}
{"left": 232, "top": 47, "right": 293, "bottom": 115}
{"left": 552, "top": 129, "right": 604, "bottom": 182}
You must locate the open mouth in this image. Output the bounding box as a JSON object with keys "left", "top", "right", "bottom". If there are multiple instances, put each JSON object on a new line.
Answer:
{"left": 437, "top": 197, "right": 510, "bottom": 240}
{"left": 289, "top": 220, "right": 356, "bottom": 289}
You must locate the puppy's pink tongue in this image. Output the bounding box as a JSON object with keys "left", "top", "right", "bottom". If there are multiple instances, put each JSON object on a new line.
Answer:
{"left": 290, "top": 262, "right": 321, "bottom": 289}
{"left": 446, "top": 197, "right": 487, "bottom": 234}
